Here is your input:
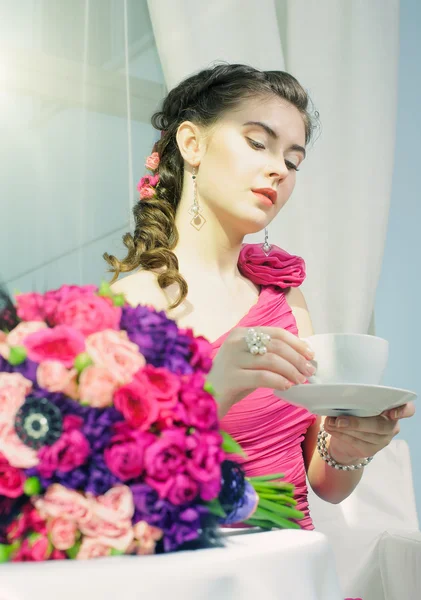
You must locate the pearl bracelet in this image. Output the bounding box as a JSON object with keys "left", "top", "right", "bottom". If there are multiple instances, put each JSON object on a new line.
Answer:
{"left": 317, "top": 424, "right": 374, "bottom": 471}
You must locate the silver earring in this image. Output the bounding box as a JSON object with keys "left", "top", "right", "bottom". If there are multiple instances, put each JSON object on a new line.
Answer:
{"left": 188, "top": 167, "right": 206, "bottom": 230}
{"left": 262, "top": 228, "right": 272, "bottom": 255}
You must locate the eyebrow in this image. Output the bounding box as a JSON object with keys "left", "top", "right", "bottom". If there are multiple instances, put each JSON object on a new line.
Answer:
{"left": 243, "top": 121, "right": 306, "bottom": 158}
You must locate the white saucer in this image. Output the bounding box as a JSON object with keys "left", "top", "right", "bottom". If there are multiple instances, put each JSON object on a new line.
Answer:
{"left": 274, "top": 383, "right": 417, "bottom": 417}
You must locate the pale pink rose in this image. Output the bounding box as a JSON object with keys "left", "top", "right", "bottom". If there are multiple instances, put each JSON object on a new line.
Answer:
{"left": 96, "top": 485, "right": 134, "bottom": 521}
{"left": 145, "top": 152, "right": 160, "bottom": 171}
{"left": 25, "top": 325, "right": 85, "bottom": 368}
{"left": 7, "top": 321, "right": 48, "bottom": 347}
{"left": 0, "top": 372, "right": 32, "bottom": 395}
{"left": 79, "top": 366, "right": 118, "bottom": 408}
{"left": 139, "top": 186, "right": 155, "bottom": 200}
{"left": 0, "top": 422, "right": 39, "bottom": 468}
{"left": 79, "top": 487, "right": 134, "bottom": 546}
{"left": 133, "top": 520, "right": 162, "bottom": 555}
{"left": 0, "top": 331, "right": 9, "bottom": 359}
{"left": 0, "top": 385, "right": 27, "bottom": 425}
{"left": 35, "top": 484, "right": 91, "bottom": 523}
{"left": 37, "top": 361, "right": 79, "bottom": 400}
{"left": 85, "top": 330, "right": 145, "bottom": 384}
{"left": 76, "top": 538, "right": 111, "bottom": 560}
{"left": 48, "top": 516, "right": 78, "bottom": 551}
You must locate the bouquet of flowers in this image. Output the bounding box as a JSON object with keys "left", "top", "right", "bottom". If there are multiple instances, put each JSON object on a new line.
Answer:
{"left": 0, "top": 281, "right": 303, "bottom": 563}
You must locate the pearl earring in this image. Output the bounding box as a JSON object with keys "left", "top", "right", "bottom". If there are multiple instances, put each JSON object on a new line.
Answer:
{"left": 262, "top": 228, "right": 272, "bottom": 255}
{"left": 188, "top": 167, "right": 206, "bottom": 230}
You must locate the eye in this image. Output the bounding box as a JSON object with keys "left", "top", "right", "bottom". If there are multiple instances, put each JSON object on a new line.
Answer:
{"left": 246, "top": 137, "right": 266, "bottom": 150}
{"left": 285, "top": 160, "right": 300, "bottom": 172}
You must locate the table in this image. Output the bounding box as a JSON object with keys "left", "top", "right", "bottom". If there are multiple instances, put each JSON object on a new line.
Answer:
{"left": 0, "top": 529, "right": 344, "bottom": 600}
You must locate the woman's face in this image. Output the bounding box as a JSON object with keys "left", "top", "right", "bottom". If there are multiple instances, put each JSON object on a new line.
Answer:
{"left": 196, "top": 95, "right": 307, "bottom": 235}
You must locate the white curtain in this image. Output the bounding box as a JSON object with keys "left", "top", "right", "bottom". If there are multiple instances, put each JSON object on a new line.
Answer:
{"left": 0, "top": 0, "right": 165, "bottom": 294}
{"left": 147, "top": 0, "right": 400, "bottom": 335}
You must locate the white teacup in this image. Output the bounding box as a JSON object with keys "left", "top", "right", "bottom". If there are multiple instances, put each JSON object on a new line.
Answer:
{"left": 302, "top": 333, "right": 389, "bottom": 385}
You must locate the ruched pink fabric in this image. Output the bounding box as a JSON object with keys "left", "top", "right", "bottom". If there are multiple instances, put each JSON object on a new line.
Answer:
{"left": 212, "top": 243, "right": 316, "bottom": 529}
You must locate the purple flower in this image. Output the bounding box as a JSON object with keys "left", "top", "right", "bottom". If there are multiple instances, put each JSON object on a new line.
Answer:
{"left": 131, "top": 483, "right": 207, "bottom": 551}
{"left": 0, "top": 356, "right": 38, "bottom": 383}
{"left": 120, "top": 306, "right": 193, "bottom": 375}
{"left": 81, "top": 407, "right": 124, "bottom": 452}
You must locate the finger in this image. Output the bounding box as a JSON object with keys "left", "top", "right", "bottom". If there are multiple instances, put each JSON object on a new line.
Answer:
{"left": 328, "top": 431, "right": 381, "bottom": 455}
{"left": 241, "top": 351, "right": 308, "bottom": 385}
{"left": 239, "top": 368, "right": 293, "bottom": 393}
{"left": 244, "top": 327, "right": 315, "bottom": 360}
{"left": 270, "top": 339, "right": 316, "bottom": 378}
{"left": 326, "top": 427, "right": 398, "bottom": 445}
{"left": 324, "top": 414, "right": 395, "bottom": 435}
{"left": 381, "top": 402, "right": 416, "bottom": 421}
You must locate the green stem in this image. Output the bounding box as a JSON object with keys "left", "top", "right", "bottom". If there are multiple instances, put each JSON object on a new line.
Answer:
{"left": 258, "top": 498, "right": 304, "bottom": 520}
{"left": 248, "top": 473, "right": 286, "bottom": 483}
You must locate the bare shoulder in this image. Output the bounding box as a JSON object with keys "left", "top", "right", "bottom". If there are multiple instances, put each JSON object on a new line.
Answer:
{"left": 285, "top": 287, "right": 314, "bottom": 338}
{"left": 111, "top": 270, "right": 168, "bottom": 310}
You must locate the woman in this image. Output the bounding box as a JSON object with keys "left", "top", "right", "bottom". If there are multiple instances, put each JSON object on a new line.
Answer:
{"left": 105, "top": 63, "right": 414, "bottom": 530}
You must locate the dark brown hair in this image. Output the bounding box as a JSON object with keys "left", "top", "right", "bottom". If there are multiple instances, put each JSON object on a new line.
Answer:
{"left": 104, "top": 63, "right": 318, "bottom": 307}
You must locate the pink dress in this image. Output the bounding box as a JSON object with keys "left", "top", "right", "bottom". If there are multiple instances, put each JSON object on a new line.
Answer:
{"left": 211, "top": 243, "right": 316, "bottom": 530}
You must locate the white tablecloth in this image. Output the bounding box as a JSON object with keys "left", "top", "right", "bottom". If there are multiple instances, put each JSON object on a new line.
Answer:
{"left": 0, "top": 530, "right": 344, "bottom": 600}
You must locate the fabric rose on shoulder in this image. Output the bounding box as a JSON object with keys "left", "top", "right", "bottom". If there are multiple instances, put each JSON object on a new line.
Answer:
{"left": 238, "top": 244, "right": 306, "bottom": 288}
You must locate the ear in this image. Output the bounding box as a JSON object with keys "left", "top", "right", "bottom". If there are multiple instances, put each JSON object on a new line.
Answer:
{"left": 176, "top": 121, "right": 206, "bottom": 167}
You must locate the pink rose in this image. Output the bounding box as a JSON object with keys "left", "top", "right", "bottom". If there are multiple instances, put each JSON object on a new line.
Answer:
{"left": 37, "top": 360, "right": 79, "bottom": 400}
{"left": 35, "top": 484, "right": 92, "bottom": 522}
{"left": 12, "top": 535, "right": 51, "bottom": 562}
{"left": 85, "top": 330, "right": 145, "bottom": 384}
{"left": 136, "top": 174, "right": 159, "bottom": 191}
{"left": 48, "top": 516, "right": 77, "bottom": 550}
{"left": 167, "top": 473, "right": 199, "bottom": 506}
{"left": 141, "top": 366, "right": 180, "bottom": 409}
{"left": 0, "top": 372, "right": 33, "bottom": 395}
{"left": 186, "top": 431, "right": 224, "bottom": 501}
{"left": 79, "top": 366, "right": 118, "bottom": 408}
{"left": 25, "top": 325, "right": 85, "bottom": 368}
{"left": 156, "top": 402, "right": 188, "bottom": 430}
{"left": 145, "top": 152, "right": 160, "bottom": 171}
{"left": 144, "top": 430, "right": 186, "bottom": 498}
{"left": 113, "top": 376, "right": 159, "bottom": 430}
{"left": 0, "top": 451, "right": 26, "bottom": 498}
{"left": 183, "top": 330, "right": 213, "bottom": 374}
{"left": 104, "top": 424, "right": 155, "bottom": 481}
{"left": 76, "top": 538, "right": 111, "bottom": 560}
{"left": 0, "top": 383, "right": 28, "bottom": 424}
{"left": 180, "top": 374, "right": 218, "bottom": 430}
{"left": 51, "top": 294, "right": 122, "bottom": 337}
{"left": 43, "top": 285, "right": 98, "bottom": 321}
{"left": 0, "top": 422, "right": 39, "bottom": 468}
{"left": 7, "top": 321, "right": 48, "bottom": 347}
{"left": 238, "top": 244, "right": 306, "bottom": 288}
{"left": 37, "top": 425, "right": 90, "bottom": 478}
{"left": 139, "top": 185, "right": 156, "bottom": 199}
{"left": 133, "top": 520, "right": 162, "bottom": 555}
{"left": 15, "top": 292, "right": 45, "bottom": 322}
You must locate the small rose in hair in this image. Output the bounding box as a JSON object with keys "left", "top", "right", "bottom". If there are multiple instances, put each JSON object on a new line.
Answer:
{"left": 145, "top": 152, "right": 160, "bottom": 171}
{"left": 137, "top": 174, "right": 160, "bottom": 201}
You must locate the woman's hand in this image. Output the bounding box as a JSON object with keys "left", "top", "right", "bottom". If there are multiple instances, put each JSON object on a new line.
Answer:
{"left": 207, "top": 326, "right": 316, "bottom": 416}
{"left": 323, "top": 402, "right": 416, "bottom": 465}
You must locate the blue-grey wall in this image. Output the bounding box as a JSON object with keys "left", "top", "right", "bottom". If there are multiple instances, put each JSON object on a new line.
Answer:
{"left": 375, "top": 0, "right": 421, "bottom": 517}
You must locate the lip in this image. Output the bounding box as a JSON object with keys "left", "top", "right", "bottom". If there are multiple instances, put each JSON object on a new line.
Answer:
{"left": 252, "top": 188, "right": 277, "bottom": 205}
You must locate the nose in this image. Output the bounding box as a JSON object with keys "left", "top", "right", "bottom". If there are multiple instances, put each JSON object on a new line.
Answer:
{"left": 265, "top": 158, "right": 289, "bottom": 182}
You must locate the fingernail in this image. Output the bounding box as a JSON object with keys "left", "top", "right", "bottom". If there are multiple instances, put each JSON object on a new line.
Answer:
{"left": 297, "top": 374, "right": 307, "bottom": 384}
{"left": 337, "top": 418, "right": 349, "bottom": 428}
{"left": 393, "top": 408, "right": 403, "bottom": 419}
{"left": 326, "top": 417, "right": 336, "bottom": 427}
{"left": 305, "top": 363, "right": 316, "bottom": 376}
{"left": 305, "top": 347, "right": 315, "bottom": 359}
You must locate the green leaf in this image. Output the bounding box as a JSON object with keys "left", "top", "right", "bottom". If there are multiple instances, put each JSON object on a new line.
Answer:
{"left": 23, "top": 476, "right": 42, "bottom": 496}
{"left": 203, "top": 381, "right": 216, "bottom": 395}
{"left": 220, "top": 430, "right": 246, "bottom": 457}
{"left": 113, "top": 293, "right": 126, "bottom": 307}
{"left": 0, "top": 544, "right": 13, "bottom": 563}
{"left": 8, "top": 346, "right": 27, "bottom": 366}
{"left": 74, "top": 352, "right": 94, "bottom": 374}
{"left": 111, "top": 548, "right": 125, "bottom": 556}
{"left": 66, "top": 540, "right": 82, "bottom": 559}
{"left": 98, "top": 281, "right": 113, "bottom": 297}
{"left": 206, "top": 498, "right": 226, "bottom": 518}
